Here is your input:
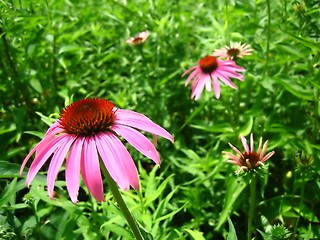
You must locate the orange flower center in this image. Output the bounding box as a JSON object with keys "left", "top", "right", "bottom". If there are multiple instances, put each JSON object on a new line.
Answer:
{"left": 198, "top": 56, "right": 218, "bottom": 74}
{"left": 59, "top": 98, "right": 115, "bottom": 136}
{"left": 241, "top": 152, "right": 260, "bottom": 168}
{"left": 227, "top": 48, "right": 240, "bottom": 58}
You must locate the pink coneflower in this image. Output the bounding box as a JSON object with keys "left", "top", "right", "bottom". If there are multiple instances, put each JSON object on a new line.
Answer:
{"left": 223, "top": 133, "right": 275, "bottom": 174}
{"left": 182, "top": 55, "right": 245, "bottom": 100}
{"left": 213, "top": 42, "right": 253, "bottom": 60}
{"left": 20, "top": 98, "right": 173, "bottom": 203}
{"left": 126, "top": 31, "right": 150, "bottom": 45}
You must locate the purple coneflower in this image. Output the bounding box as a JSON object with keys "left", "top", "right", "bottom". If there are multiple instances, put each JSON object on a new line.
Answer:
{"left": 182, "top": 55, "right": 245, "bottom": 100}
{"left": 213, "top": 42, "right": 253, "bottom": 60}
{"left": 223, "top": 133, "right": 274, "bottom": 174}
{"left": 126, "top": 31, "right": 150, "bottom": 45}
{"left": 20, "top": 98, "right": 173, "bottom": 203}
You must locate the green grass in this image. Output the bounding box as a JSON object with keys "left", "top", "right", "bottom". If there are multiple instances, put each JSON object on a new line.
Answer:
{"left": 1, "top": 0, "right": 319, "bottom": 239}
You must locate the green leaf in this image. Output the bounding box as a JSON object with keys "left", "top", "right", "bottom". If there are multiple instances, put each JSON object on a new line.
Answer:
{"left": 190, "top": 123, "right": 234, "bottom": 133}
{"left": 227, "top": 217, "right": 238, "bottom": 240}
{"left": 0, "top": 178, "right": 17, "bottom": 207}
{"left": 155, "top": 201, "right": 187, "bottom": 223}
{"left": 144, "top": 174, "right": 174, "bottom": 206}
{"left": 100, "top": 223, "right": 134, "bottom": 239}
{"left": 285, "top": 32, "right": 320, "bottom": 51}
{"left": 215, "top": 177, "right": 247, "bottom": 230}
{"left": 178, "top": 102, "right": 206, "bottom": 131}
{"left": 239, "top": 116, "right": 253, "bottom": 136}
{"left": 29, "top": 78, "right": 43, "bottom": 94}
{"left": 277, "top": 78, "right": 313, "bottom": 101}
{"left": 184, "top": 229, "right": 206, "bottom": 240}
{"left": 294, "top": 203, "right": 319, "bottom": 223}
{"left": 0, "top": 161, "right": 21, "bottom": 178}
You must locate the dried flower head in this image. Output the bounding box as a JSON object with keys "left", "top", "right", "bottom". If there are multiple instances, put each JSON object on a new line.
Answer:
{"left": 126, "top": 31, "right": 150, "bottom": 45}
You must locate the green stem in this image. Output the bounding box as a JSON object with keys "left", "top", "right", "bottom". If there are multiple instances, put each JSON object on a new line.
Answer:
{"left": 248, "top": 174, "right": 257, "bottom": 240}
{"left": 292, "top": 172, "right": 306, "bottom": 239}
{"left": 100, "top": 160, "right": 144, "bottom": 240}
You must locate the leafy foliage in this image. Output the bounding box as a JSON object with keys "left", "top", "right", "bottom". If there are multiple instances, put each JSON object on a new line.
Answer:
{"left": 1, "top": 0, "right": 320, "bottom": 239}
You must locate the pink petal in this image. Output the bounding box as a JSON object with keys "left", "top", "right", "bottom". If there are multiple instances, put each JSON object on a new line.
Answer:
{"left": 26, "top": 134, "right": 68, "bottom": 186}
{"left": 205, "top": 75, "right": 212, "bottom": 92}
{"left": 112, "top": 124, "right": 160, "bottom": 165}
{"left": 114, "top": 109, "right": 174, "bottom": 143}
{"left": 44, "top": 120, "right": 64, "bottom": 136}
{"left": 223, "top": 151, "right": 242, "bottom": 166}
{"left": 181, "top": 66, "right": 198, "bottom": 77}
{"left": 20, "top": 124, "right": 63, "bottom": 176}
{"left": 191, "top": 74, "right": 206, "bottom": 100}
{"left": 185, "top": 68, "right": 200, "bottom": 86}
{"left": 95, "top": 132, "right": 139, "bottom": 190}
{"left": 66, "top": 137, "right": 85, "bottom": 203}
{"left": 257, "top": 137, "right": 263, "bottom": 154}
{"left": 221, "top": 60, "right": 245, "bottom": 71}
{"left": 228, "top": 142, "right": 244, "bottom": 159}
{"left": 47, "top": 134, "right": 75, "bottom": 199}
{"left": 260, "top": 139, "right": 269, "bottom": 159}
{"left": 215, "top": 72, "right": 238, "bottom": 89}
{"left": 250, "top": 134, "right": 254, "bottom": 152}
{"left": 80, "top": 136, "right": 104, "bottom": 202}
{"left": 261, "top": 151, "right": 275, "bottom": 163}
{"left": 211, "top": 75, "right": 221, "bottom": 99}
{"left": 240, "top": 136, "right": 250, "bottom": 154}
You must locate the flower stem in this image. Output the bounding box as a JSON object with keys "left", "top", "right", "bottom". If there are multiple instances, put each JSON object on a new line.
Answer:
{"left": 100, "top": 160, "right": 144, "bottom": 240}
{"left": 292, "top": 172, "right": 306, "bottom": 239}
{"left": 248, "top": 174, "right": 257, "bottom": 240}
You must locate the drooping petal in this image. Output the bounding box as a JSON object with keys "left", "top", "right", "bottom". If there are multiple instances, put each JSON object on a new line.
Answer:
{"left": 191, "top": 74, "right": 206, "bottom": 100}
{"left": 26, "top": 134, "right": 69, "bottom": 187}
{"left": 222, "top": 60, "right": 246, "bottom": 71}
{"left": 95, "top": 133, "right": 130, "bottom": 190}
{"left": 96, "top": 132, "right": 139, "bottom": 190}
{"left": 215, "top": 72, "right": 238, "bottom": 89}
{"left": 205, "top": 75, "right": 212, "bottom": 92}
{"left": 112, "top": 124, "right": 160, "bottom": 165}
{"left": 181, "top": 66, "right": 198, "bottom": 77}
{"left": 185, "top": 68, "right": 200, "bottom": 86}
{"left": 80, "top": 136, "right": 104, "bottom": 202}
{"left": 44, "top": 120, "right": 64, "bottom": 136}
{"left": 47, "top": 134, "right": 76, "bottom": 199}
{"left": 66, "top": 137, "right": 85, "bottom": 203}
{"left": 211, "top": 75, "right": 221, "bottom": 99}
{"left": 20, "top": 125, "right": 64, "bottom": 176}
{"left": 114, "top": 109, "right": 174, "bottom": 143}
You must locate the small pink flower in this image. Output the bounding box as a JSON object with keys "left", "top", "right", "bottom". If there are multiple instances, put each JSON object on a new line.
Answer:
{"left": 126, "top": 31, "right": 150, "bottom": 45}
{"left": 213, "top": 42, "right": 253, "bottom": 60}
{"left": 20, "top": 98, "right": 173, "bottom": 203}
{"left": 182, "top": 55, "right": 245, "bottom": 100}
{"left": 223, "top": 133, "right": 275, "bottom": 174}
